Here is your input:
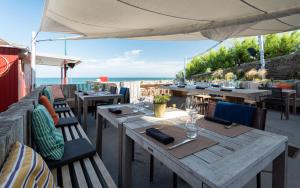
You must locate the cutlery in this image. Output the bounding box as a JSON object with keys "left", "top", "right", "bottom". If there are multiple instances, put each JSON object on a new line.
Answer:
{"left": 167, "top": 138, "right": 196, "bottom": 150}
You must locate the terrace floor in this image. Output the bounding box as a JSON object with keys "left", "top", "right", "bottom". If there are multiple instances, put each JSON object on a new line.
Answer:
{"left": 83, "top": 110, "right": 300, "bottom": 188}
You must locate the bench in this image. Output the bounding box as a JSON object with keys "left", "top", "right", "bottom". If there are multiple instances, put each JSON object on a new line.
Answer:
{"left": 0, "top": 86, "right": 116, "bottom": 188}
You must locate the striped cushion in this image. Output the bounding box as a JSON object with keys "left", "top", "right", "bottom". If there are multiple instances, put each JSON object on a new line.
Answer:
{"left": 0, "top": 142, "right": 55, "bottom": 188}
{"left": 32, "top": 105, "right": 64, "bottom": 160}
{"left": 43, "top": 86, "right": 54, "bottom": 104}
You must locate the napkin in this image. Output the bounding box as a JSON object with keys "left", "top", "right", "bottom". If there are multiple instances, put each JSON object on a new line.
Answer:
{"left": 196, "top": 86, "right": 206, "bottom": 89}
{"left": 146, "top": 128, "right": 175, "bottom": 145}
{"left": 220, "top": 88, "right": 232, "bottom": 92}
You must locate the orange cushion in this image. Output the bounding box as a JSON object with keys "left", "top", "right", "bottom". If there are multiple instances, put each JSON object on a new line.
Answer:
{"left": 39, "top": 96, "right": 59, "bottom": 125}
{"left": 51, "top": 85, "right": 65, "bottom": 99}
{"left": 275, "top": 83, "right": 294, "bottom": 89}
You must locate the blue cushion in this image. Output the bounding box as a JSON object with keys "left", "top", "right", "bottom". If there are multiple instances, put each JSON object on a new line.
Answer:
{"left": 214, "top": 101, "right": 256, "bottom": 127}
{"left": 119, "top": 87, "right": 128, "bottom": 96}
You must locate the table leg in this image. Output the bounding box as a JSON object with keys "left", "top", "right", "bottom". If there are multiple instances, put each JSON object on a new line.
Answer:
{"left": 96, "top": 113, "right": 103, "bottom": 158}
{"left": 285, "top": 95, "right": 290, "bottom": 120}
{"left": 78, "top": 97, "right": 82, "bottom": 121}
{"left": 293, "top": 93, "right": 296, "bottom": 114}
{"left": 75, "top": 94, "right": 78, "bottom": 116}
{"left": 122, "top": 128, "right": 133, "bottom": 188}
{"left": 83, "top": 100, "right": 88, "bottom": 132}
{"left": 118, "top": 125, "right": 124, "bottom": 188}
{"left": 272, "top": 145, "right": 287, "bottom": 188}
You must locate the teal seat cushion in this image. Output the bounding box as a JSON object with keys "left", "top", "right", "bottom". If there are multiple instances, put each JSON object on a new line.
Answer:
{"left": 44, "top": 86, "right": 54, "bottom": 104}
{"left": 32, "top": 104, "right": 64, "bottom": 160}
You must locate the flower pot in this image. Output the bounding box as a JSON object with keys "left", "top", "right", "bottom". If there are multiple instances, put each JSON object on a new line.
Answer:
{"left": 154, "top": 103, "right": 167, "bottom": 118}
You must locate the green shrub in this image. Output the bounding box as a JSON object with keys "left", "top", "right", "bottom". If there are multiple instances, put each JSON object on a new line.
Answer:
{"left": 180, "top": 31, "right": 300, "bottom": 79}
{"left": 153, "top": 94, "right": 171, "bottom": 104}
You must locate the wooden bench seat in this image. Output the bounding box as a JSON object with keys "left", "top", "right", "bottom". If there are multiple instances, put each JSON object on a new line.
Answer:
{"left": 0, "top": 86, "right": 116, "bottom": 188}
{"left": 53, "top": 104, "right": 116, "bottom": 188}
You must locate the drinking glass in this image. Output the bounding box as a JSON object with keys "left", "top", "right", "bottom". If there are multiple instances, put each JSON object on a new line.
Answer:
{"left": 185, "top": 119, "right": 197, "bottom": 139}
{"left": 185, "top": 97, "right": 197, "bottom": 117}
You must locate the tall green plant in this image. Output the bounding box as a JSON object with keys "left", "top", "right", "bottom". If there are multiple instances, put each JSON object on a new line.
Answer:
{"left": 181, "top": 31, "right": 300, "bottom": 79}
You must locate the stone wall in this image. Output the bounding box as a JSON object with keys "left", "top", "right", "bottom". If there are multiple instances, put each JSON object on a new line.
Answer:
{"left": 192, "top": 52, "right": 300, "bottom": 80}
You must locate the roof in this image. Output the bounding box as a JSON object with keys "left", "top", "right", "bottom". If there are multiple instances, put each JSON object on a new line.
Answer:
{"left": 0, "top": 38, "right": 29, "bottom": 51}
{"left": 36, "top": 53, "right": 81, "bottom": 66}
{"left": 39, "top": 0, "right": 300, "bottom": 41}
{"left": 0, "top": 38, "right": 9, "bottom": 46}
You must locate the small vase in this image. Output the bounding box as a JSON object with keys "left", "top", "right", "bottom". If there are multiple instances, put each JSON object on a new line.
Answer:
{"left": 154, "top": 103, "right": 167, "bottom": 118}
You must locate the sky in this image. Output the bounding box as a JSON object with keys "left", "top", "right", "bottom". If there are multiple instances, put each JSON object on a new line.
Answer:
{"left": 0, "top": 0, "right": 219, "bottom": 78}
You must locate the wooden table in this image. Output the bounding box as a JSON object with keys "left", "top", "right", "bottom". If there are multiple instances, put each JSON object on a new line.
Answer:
{"left": 282, "top": 89, "right": 297, "bottom": 119}
{"left": 96, "top": 104, "right": 187, "bottom": 188}
{"left": 122, "top": 112, "right": 288, "bottom": 188}
{"left": 75, "top": 91, "right": 123, "bottom": 132}
{"left": 161, "top": 85, "right": 271, "bottom": 101}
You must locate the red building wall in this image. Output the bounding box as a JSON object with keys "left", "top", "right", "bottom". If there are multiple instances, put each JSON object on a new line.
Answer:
{"left": 0, "top": 47, "right": 20, "bottom": 112}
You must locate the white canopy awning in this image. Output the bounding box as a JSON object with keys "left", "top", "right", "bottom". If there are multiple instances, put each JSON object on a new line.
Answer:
{"left": 40, "top": 0, "right": 300, "bottom": 41}
{"left": 36, "top": 53, "right": 81, "bottom": 66}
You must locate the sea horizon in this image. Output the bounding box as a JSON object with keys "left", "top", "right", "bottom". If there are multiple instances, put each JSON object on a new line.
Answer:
{"left": 36, "top": 77, "right": 175, "bottom": 86}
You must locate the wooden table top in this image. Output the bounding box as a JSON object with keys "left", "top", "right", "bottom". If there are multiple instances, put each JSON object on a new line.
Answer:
{"left": 76, "top": 91, "right": 123, "bottom": 100}
{"left": 122, "top": 108, "right": 288, "bottom": 188}
{"left": 161, "top": 85, "right": 272, "bottom": 101}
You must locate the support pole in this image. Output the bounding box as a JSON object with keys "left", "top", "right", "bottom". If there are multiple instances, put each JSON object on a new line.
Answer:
{"left": 183, "top": 57, "right": 187, "bottom": 83}
{"left": 63, "top": 38, "right": 68, "bottom": 85}
{"left": 258, "top": 35, "right": 265, "bottom": 70}
{"left": 31, "top": 31, "right": 36, "bottom": 90}
{"left": 63, "top": 61, "right": 67, "bottom": 84}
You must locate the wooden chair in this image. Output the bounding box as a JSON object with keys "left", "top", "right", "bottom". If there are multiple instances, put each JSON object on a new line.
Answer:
{"left": 207, "top": 101, "right": 267, "bottom": 188}
{"left": 261, "top": 88, "right": 285, "bottom": 120}
{"left": 0, "top": 86, "right": 117, "bottom": 188}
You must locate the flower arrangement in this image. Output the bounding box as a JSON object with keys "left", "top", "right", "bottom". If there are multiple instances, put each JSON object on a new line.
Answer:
{"left": 257, "top": 69, "right": 268, "bottom": 79}
{"left": 93, "top": 83, "right": 100, "bottom": 92}
{"left": 224, "top": 72, "right": 236, "bottom": 81}
{"left": 245, "top": 68, "right": 258, "bottom": 81}
{"left": 212, "top": 69, "right": 224, "bottom": 80}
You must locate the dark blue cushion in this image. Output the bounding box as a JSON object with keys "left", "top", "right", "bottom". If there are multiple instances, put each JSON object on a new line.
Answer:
{"left": 214, "top": 101, "right": 256, "bottom": 127}
{"left": 119, "top": 87, "right": 128, "bottom": 96}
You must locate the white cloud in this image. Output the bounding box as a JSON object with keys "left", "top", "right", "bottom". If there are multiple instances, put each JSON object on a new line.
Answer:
{"left": 37, "top": 49, "right": 182, "bottom": 78}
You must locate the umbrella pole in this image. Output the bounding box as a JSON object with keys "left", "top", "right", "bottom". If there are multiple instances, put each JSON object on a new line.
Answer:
{"left": 258, "top": 35, "right": 265, "bottom": 74}
{"left": 31, "top": 31, "right": 37, "bottom": 90}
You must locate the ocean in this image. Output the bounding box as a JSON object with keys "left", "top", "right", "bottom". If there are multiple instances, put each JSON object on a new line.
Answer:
{"left": 36, "top": 77, "right": 174, "bottom": 86}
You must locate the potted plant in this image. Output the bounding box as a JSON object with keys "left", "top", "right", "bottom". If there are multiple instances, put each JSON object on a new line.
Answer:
{"left": 93, "top": 83, "right": 100, "bottom": 92}
{"left": 153, "top": 94, "right": 171, "bottom": 118}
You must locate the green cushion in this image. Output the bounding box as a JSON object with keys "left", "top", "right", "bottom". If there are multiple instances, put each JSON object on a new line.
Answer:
{"left": 32, "top": 104, "right": 64, "bottom": 160}
{"left": 44, "top": 86, "right": 54, "bottom": 104}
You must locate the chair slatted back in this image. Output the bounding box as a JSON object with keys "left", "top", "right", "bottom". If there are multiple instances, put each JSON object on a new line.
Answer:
{"left": 271, "top": 88, "right": 283, "bottom": 99}
{"left": 207, "top": 101, "right": 267, "bottom": 130}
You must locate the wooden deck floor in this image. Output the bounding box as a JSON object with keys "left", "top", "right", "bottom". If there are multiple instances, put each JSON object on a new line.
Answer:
{"left": 84, "top": 110, "right": 300, "bottom": 188}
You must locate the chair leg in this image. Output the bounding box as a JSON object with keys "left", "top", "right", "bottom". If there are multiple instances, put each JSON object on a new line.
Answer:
{"left": 149, "top": 155, "right": 154, "bottom": 182}
{"left": 131, "top": 142, "right": 135, "bottom": 161}
{"left": 256, "top": 173, "right": 261, "bottom": 188}
{"left": 280, "top": 106, "right": 283, "bottom": 120}
{"left": 173, "top": 173, "right": 177, "bottom": 188}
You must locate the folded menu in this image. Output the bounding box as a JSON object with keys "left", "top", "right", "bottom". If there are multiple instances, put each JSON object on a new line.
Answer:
{"left": 108, "top": 108, "right": 122, "bottom": 114}
{"left": 204, "top": 116, "right": 232, "bottom": 126}
{"left": 146, "top": 128, "right": 175, "bottom": 145}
